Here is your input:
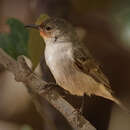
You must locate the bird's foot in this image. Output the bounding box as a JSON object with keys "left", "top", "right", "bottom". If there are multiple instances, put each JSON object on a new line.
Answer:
{"left": 39, "top": 82, "right": 59, "bottom": 94}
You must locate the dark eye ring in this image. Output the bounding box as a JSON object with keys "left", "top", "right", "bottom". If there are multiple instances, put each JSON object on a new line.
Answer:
{"left": 45, "top": 26, "right": 52, "bottom": 31}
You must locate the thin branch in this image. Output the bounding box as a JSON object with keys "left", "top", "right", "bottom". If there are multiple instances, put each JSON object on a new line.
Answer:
{"left": 0, "top": 48, "right": 96, "bottom": 130}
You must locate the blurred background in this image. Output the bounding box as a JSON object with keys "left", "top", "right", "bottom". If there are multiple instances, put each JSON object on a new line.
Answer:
{"left": 0, "top": 0, "right": 130, "bottom": 130}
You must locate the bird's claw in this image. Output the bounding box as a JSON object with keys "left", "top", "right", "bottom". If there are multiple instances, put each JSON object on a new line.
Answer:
{"left": 40, "top": 83, "right": 59, "bottom": 94}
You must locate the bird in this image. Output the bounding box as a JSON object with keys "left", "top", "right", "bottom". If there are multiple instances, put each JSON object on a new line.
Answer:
{"left": 25, "top": 17, "right": 127, "bottom": 111}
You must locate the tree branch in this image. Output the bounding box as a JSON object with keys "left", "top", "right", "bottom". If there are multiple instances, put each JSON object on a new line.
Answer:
{"left": 0, "top": 48, "right": 96, "bottom": 130}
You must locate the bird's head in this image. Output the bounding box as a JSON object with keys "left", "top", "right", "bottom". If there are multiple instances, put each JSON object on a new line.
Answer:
{"left": 25, "top": 17, "right": 78, "bottom": 44}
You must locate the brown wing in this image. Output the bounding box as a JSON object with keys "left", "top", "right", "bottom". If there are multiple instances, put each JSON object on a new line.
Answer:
{"left": 73, "top": 46, "right": 111, "bottom": 89}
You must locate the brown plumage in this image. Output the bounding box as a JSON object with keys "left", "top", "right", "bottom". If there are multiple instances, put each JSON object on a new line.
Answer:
{"left": 25, "top": 17, "right": 128, "bottom": 111}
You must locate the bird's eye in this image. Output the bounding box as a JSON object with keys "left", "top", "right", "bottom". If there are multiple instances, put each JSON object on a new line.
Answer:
{"left": 45, "top": 25, "right": 52, "bottom": 31}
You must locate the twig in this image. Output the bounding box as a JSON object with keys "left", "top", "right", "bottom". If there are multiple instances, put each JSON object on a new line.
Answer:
{"left": 0, "top": 48, "right": 96, "bottom": 130}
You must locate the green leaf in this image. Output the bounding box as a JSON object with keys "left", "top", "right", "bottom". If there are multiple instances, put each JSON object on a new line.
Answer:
{"left": 28, "top": 14, "right": 49, "bottom": 70}
{"left": 0, "top": 18, "right": 29, "bottom": 59}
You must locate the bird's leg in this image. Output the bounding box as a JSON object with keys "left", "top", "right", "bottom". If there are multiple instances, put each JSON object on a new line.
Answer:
{"left": 80, "top": 93, "right": 88, "bottom": 115}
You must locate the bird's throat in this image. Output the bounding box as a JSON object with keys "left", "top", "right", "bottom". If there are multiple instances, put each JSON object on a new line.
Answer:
{"left": 40, "top": 31, "right": 49, "bottom": 38}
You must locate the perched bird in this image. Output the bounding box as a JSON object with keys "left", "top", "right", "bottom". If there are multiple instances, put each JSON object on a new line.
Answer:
{"left": 25, "top": 17, "right": 126, "bottom": 110}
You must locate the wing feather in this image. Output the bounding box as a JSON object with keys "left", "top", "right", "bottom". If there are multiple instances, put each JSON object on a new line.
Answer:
{"left": 73, "top": 46, "right": 111, "bottom": 89}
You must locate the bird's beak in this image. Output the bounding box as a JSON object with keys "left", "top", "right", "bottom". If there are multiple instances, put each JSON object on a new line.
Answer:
{"left": 24, "top": 24, "right": 40, "bottom": 30}
{"left": 25, "top": 24, "right": 49, "bottom": 38}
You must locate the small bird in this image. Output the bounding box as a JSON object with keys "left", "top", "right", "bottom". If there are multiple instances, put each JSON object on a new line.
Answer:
{"left": 25, "top": 17, "right": 126, "bottom": 110}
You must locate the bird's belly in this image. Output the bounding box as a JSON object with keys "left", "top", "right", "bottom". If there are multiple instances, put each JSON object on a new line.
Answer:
{"left": 45, "top": 45, "right": 100, "bottom": 96}
{"left": 47, "top": 58, "right": 99, "bottom": 96}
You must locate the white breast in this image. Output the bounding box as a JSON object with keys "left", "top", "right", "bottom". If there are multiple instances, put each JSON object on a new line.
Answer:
{"left": 45, "top": 43, "right": 72, "bottom": 64}
{"left": 45, "top": 43, "right": 73, "bottom": 79}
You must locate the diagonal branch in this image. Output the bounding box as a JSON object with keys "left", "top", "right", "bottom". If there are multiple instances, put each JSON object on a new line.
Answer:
{"left": 0, "top": 48, "right": 96, "bottom": 130}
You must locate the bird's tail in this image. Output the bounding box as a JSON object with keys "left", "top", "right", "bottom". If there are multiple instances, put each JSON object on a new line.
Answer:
{"left": 110, "top": 95, "right": 129, "bottom": 113}
{"left": 96, "top": 85, "right": 129, "bottom": 113}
